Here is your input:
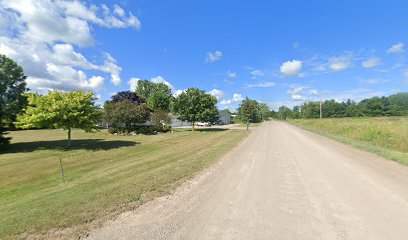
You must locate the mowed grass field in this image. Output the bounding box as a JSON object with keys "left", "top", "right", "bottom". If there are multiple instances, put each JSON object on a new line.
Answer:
{"left": 0, "top": 128, "right": 248, "bottom": 239}
{"left": 289, "top": 117, "right": 408, "bottom": 165}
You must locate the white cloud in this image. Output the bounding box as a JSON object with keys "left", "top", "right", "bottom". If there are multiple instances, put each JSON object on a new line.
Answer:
{"left": 128, "top": 77, "right": 140, "bottom": 91}
{"left": 25, "top": 63, "right": 105, "bottom": 92}
{"left": 291, "top": 94, "right": 307, "bottom": 101}
{"left": 2, "top": 0, "right": 140, "bottom": 47}
{"left": 113, "top": 4, "right": 125, "bottom": 17}
{"left": 388, "top": 42, "right": 404, "bottom": 53}
{"left": 175, "top": 89, "right": 185, "bottom": 97}
{"left": 308, "top": 89, "right": 318, "bottom": 96}
{"left": 287, "top": 86, "right": 305, "bottom": 95}
{"left": 151, "top": 76, "right": 186, "bottom": 97}
{"left": 280, "top": 60, "right": 302, "bottom": 77}
{"left": 361, "top": 57, "right": 381, "bottom": 68}
{"left": 358, "top": 78, "right": 389, "bottom": 85}
{"left": 52, "top": 43, "right": 96, "bottom": 69}
{"left": 250, "top": 69, "right": 265, "bottom": 78}
{"left": 220, "top": 99, "right": 232, "bottom": 105}
{"left": 0, "top": 0, "right": 138, "bottom": 93}
{"left": 227, "top": 71, "right": 236, "bottom": 78}
{"left": 110, "top": 74, "right": 121, "bottom": 85}
{"left": 205, "top": 50, "right": 222, "bottom": 62}
{"left": 287, "top": 85, "right": 329, "bottom": 101}
{"left": 208, "top": 89, "right": 225, "bottom": 100}
{"left": 247, "top": 82, "right": 276, "bottom": 88}
{"left": 220, "top": 93, "right": 244, "bottom": 105}
{"left": 329, "top": 55, "right": 352, "bottom": 71}
{"left": 99, "top": 53, "right": 122, "bottom": 85}
{"left": 232, "top": 93, "right": 244, "bottom": 102}
{"left": 85, "top": 76, "right": 104, "bottom": 89}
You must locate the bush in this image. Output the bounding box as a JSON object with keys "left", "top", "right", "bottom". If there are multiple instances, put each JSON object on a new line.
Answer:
{"left": 135, "top": 126, "right": 156, "bottom": 135}
{"left": 108, "top": 127, "right": 117, "bottom": 134}
{"left": 108, "top": 125, "right": 172, "bottom": 135}
{"left": 134, "top": 125, "right": 172, "bottom": 135}
{"left": 159, "top": 125, "right": 172, "bottom": 133}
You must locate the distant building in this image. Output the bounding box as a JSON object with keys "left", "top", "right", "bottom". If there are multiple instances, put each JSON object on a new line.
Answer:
{"left": 169, "top": 114, "right": 192, "bottom": 127}
{"left": 218, "top": 110, "right": 231, "bottom": 124}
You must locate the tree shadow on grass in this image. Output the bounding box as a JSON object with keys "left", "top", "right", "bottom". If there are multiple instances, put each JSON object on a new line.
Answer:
{"left": 2, "top": 139, "right": 140, "bottom": 154}
{"left": 194, "top": 128, "right": 229, "bottom": 132}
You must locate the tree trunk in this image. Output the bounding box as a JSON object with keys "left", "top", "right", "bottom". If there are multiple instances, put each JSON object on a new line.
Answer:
{"left": 192, "top": 121, "right": 195, "bottom": 131}
{"left": 67, "top": 127, "right": 71, "bottom": 149}
{"left": 246, "top": 121, "right": 249, "bottom": 131}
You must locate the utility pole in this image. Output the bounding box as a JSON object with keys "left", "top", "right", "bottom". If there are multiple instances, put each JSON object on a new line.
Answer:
{"left": 320, "top": 96, "right": 323, "bottom": 119}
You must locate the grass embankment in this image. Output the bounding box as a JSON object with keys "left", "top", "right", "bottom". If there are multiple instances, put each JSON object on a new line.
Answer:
{"left": 289, "top": 117, "right": 408, "bottom": 165}
{"left": 0, "top": 128, "right": 248, "bottom": 239}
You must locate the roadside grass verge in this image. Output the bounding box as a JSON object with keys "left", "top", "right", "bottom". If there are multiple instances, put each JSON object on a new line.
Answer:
{"left": 288, "top": 117, "right": 408, "bottom": 165}
{"left": 0, "top": 128, "right": 248, "bottom": 239}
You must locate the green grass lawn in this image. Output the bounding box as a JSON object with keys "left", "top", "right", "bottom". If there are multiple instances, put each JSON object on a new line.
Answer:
{"left": 288, "top": 117, "right": 408, "bottom": 165}
{"left": 0, "top": 128, "right": 248, "bottom": 239}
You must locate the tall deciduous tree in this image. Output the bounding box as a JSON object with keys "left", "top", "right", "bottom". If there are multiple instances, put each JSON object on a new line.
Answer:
{"left": 136, "top": 80, "right": 173, "bottom": 125}
{"left": 173, "top": 88, "right": 218, "bottom": 131}
{"left": 0, "top": 55, "right": 27, "bottom": 147}
{"left": 16, "top": 91, "right": 102, "bottom": 148}
{"left": 135, "top": 80, "right": 172, "bottom": 102}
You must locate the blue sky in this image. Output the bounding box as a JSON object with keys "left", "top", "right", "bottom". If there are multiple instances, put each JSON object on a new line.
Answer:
{"left": 1, "top": 0, "right": 407, "bottom": 110}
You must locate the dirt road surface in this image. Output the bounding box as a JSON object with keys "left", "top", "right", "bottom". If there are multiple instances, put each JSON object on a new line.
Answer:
{"left": 88, "top": 121, "right": 408, "bottom": 240}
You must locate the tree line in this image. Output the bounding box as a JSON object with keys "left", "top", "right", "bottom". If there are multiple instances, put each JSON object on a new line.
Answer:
{"left": 274, "top": 93, "right": 408, "bottom": 120}
{"left": 0, "top": 55, "right": 221, "bottom": 148}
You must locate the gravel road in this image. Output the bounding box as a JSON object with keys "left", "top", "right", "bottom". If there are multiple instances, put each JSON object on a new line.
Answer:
{"left": 88, "top": 121, "right": 408, "bottom": 240}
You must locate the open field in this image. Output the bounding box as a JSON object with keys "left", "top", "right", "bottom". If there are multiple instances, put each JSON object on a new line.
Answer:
{"left": 288, "top": 117, "right": 408, "bottom": 165}
{"left": 0, "top": 128, "right": 248, "bottom": 239}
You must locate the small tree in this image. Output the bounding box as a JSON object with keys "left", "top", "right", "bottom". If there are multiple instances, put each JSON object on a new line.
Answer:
{"left": 0, "top": 55, "right": 27, "bottom": 147}
{"left": 173, "top": 88, "right": 218, "bottom": 131}
{"left": 104, "top": 100, "right": 150, "bottom": 133}
{"left": 237, "top": 97, "right": 258, "bottom": 130}
{"left": 16, "top": 91, "right": 102, "bottom": 148}
{"left": 151, "top": 109, "right": 172, "bottom": 126}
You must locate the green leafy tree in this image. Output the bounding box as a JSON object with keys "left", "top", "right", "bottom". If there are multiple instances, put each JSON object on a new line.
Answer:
{"left": 173, "top": 88, "right": 218, "bottom": 131}
{"left": 135, "top": 80, "right": 172, "bottom": 102}
{"left": 104, "top": 100, "right": 150, "bottom": 133}
{"left": 237, "top": 97, "right": 259, "bottom": 130}
{"left": 16, "top": 91, "right": 102, "bottom": 148}
{"left": 300, "top": 101, "right": 320, "bottom": 118}
{"left": 151, "top": 109, "right": 172, "bottom": 126}
{"left": 387, "top": 93, "right": 408, "bottom": 116}
{"left": 277, "top": 106, "right": 293, "bottom": 120}
{"left": 0, "top": 55, "right": 27, "bottom": 147}
{"left": 292, "top": 106, "right": 301, "bottom": 119}
{"left": 136, "top": 80, "right": 173, "bottom": 125}
{"left": 258, "top": 103, "right": 272, "bottom": 121}
{"left": 147, "top": 91, "right": 172, "bottom": 112}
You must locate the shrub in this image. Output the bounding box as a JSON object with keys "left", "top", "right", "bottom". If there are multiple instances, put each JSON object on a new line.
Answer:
{"left": 108, "top": 127, "right": 117, "bottom": 134}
